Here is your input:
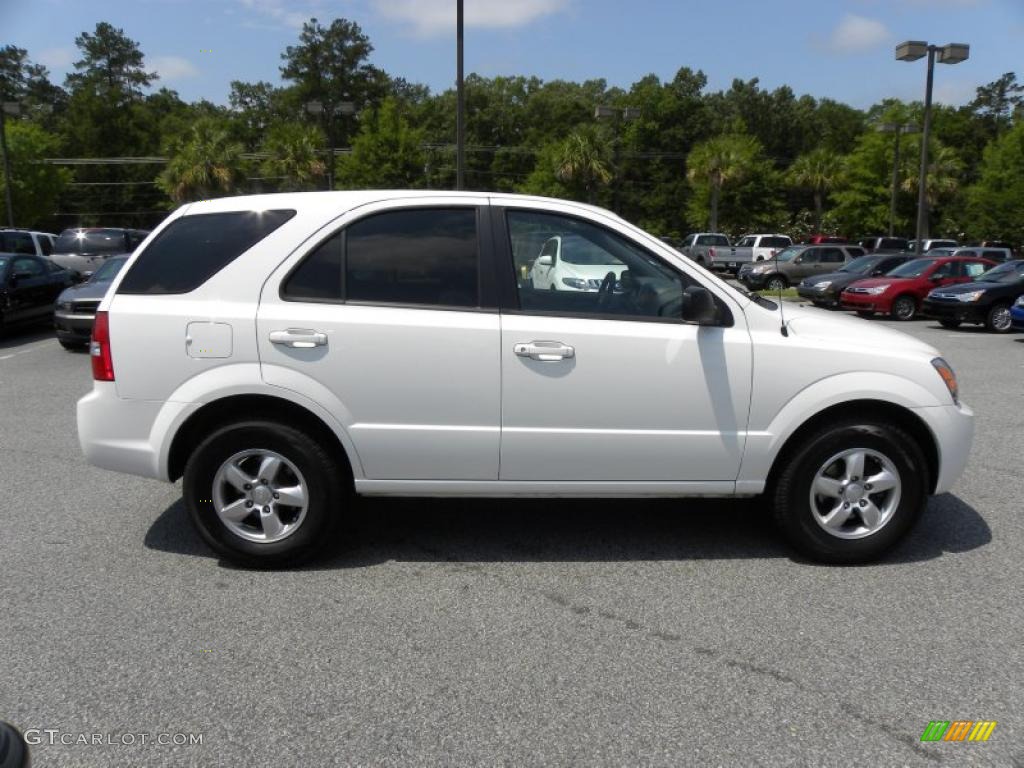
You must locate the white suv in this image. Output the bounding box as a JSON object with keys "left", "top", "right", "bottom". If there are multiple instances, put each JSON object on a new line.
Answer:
{"left": 78, "top": 191, "right": 973, "bottom": 566}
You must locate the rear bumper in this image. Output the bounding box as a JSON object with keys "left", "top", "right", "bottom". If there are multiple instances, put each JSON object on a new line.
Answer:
{"left": 921, "top": 300, "right": 985, "bottom": 324}
{"left": 913, "top": 402, "right": 974, "bottom": 495}
{"left": 77, "top": 382, "right": 193, "bottom": 481}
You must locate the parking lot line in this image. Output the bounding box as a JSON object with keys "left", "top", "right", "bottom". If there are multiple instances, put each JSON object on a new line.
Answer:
{"left": 0, "top": 340, "right": 54, "bottom": 360}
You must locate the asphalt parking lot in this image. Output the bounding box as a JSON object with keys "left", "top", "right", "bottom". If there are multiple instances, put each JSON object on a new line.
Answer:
{"left": 1, "top": 315, "right": 1021, "bottom": 767}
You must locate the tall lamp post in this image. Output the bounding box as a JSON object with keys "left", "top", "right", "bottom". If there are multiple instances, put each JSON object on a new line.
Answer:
{"left": 304, "top": 99, "right": 356, "bottom": 191}
{"left": 876, "top": 122, "right": 918, "bottom": 237}
{"left": 895, "top": 41, "right": 969, "bottom": 254}
{"left": 0, "top": 101, "right": 20, "bottom": 227}
{"left": 594, "top": 105, "right": 640, "bottom": 214}
{"left": 456, "top": 0, "right": 465, "bottom": 190}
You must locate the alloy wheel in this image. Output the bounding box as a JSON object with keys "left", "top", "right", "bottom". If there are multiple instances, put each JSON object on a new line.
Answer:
{"left": 808, "top": 448, "right": 902, "bottom": 540}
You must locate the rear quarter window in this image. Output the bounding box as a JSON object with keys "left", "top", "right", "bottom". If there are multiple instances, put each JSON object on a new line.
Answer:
{"left": 118, "top": 210, "right": 295, "bottom": 295}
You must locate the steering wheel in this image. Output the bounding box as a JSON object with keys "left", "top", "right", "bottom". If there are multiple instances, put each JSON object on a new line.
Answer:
{"left": 596, "top": 271, "right": 617, "bottom": 310}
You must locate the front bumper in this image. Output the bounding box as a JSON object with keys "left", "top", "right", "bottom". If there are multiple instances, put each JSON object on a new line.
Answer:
{"left": 738, "top": 271, "right": 772, "bottom": 289}
{"left": 1010, "top": 305, "right": 1024, "bottom": 330}
{"left": 797, "top": 285, "right": 839, "bottom": 305}
{"left": 921, "top": 299, "right": 985, "bottom": 325}
{"left": 53, "top": 310, "right": 95, "bottom": 340}
{"left": 913, "top": 402, "right": 975, "bottom": 495}
{"left": 840, "top": 292, "right": 887, "bottom": 312}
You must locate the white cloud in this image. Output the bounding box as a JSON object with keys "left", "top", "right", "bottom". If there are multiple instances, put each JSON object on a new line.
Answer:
{"left": 828, "top": 14, "right": 890, "bottom": 53}
{"left": 150, "top": 56, "right": 200, "bottom": 82}
{"left": 934, "top": 79, "right": 977, "bottom": 106}
{"left": 238, "top": 0, "right": 311, "bottom": 29}
{"left": 37, "top": 47, "right": 75, "bottom": 70}
{"left": 372, "top": 0, "right": 571, "bottom": 37}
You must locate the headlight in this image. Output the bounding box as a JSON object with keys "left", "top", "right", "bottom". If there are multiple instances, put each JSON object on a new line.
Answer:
{"left": 57, "top": 301, "right": 73, "bottom": 311}
{"left": 752, "top": 264, "right": 771, "bottom": 273}
{"left": 1015, "top": 295, "right": 1024, "bottom": 308}
{"left": 812, "top": 281, "right": 832, "bottom": 290}
{"left": 931, "top": 357, "right": 959, "bottom": 405}
{"left": 561, "top": 277, "right": 587, "bottom": 290}
{"left": 864, "top": 285, "right": 889, "bottom": 295}
{"left": 955, "top": 290, "right": 985, "bottom": 303}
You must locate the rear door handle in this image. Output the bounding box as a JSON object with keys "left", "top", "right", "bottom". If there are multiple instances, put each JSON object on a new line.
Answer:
{"left": 269, "top": 328, "right": 328, "bottom": 348}
{"left": 514, "top": 341, "right": 575, "bottom": 362}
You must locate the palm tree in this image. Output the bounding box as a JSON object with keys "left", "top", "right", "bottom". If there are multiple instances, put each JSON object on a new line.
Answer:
{"left": 554, "top": 127, "right": 612, "bottom": 204}
{"left": 788, "top": 148, "right": 843, "bottom": 233}
{"left": 260, "top": 122, "right": 326, "bottom": 192}
{"left": 157, "top": 118, "right": 246, "bottom": 204}
{"left": 686, "top": 133, "right": 759, "bottom": 232}
{"left": 901, "top": 144, "right": 963, "bottom": 236}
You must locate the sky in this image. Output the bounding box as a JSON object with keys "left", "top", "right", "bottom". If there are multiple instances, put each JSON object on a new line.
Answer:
{"left": 3, "top": 0, "right": 1023, "bottom": 109}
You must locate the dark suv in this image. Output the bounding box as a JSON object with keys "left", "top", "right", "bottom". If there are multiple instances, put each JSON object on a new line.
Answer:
{"left": 50, "top": 228, "right": 149, "bottom": 277}
{"left": 858, "top": 236, "right": 909, "bottom": 253}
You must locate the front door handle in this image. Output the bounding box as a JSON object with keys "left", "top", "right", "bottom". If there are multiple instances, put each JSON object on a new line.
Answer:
{"left": 269, "top": 328, "right": 328, "bottom": 348}
{"left": 514, "top": 341, "right": 575, "bottom": 362}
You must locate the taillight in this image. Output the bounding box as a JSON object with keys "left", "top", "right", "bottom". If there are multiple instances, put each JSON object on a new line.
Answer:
{"left": 91, "top": 310, "right": 115, "bottom": 381}
{"left": 709, "top": 247, "right": 716, "bottom": 261}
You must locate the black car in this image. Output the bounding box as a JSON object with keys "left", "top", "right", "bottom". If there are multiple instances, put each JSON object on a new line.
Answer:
{"left": 921, "top": 259, "right": 1024, "bottom": 333}
{"left": 53, "top": 255, "right": 129, "bottom": 349}
{"left": 0, "top": 252, "right": 76, "bottom": 334}
{"left": 50, "top": 227, "right": 149, "bottom": 277}
{"left": 858, "top": 236, "right": 909, "bottom": 253}
{"left": 796, "top": 252, "right": 913, "bottom": 308}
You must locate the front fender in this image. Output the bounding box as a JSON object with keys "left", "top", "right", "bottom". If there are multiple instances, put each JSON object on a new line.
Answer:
{"left": 736, "top": 371, "right": 943, "bottom": 492}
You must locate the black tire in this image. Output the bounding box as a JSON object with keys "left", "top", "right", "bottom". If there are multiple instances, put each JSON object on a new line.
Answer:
{"left": 938, "top": 319, "right": 961, "bottom": 329}
{"left": 984, "top": 303, "right": 1012, "bottom": 333}
{"left": 772, "top": 419, "right": 928, "bottom": 564}
{"left": 0, "top": 721, "right": 29, "bottom": 768}
{"left": 59, "top": 339, "right": 86, "bottom": 350}
{"left": 856, "top": 310, "right": 874, "bottom": 319}
{"left": 890, "top": 294, "right": 917, "bottom": 321}
{"left": 765, "top": 275, "right": 788, "bottom": 292}
{"left": 183, "top": 419, "right": 347, "bottom": 567}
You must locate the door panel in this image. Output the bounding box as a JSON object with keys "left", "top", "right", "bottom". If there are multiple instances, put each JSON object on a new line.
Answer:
{"left": 257, "top": 198, "right": 501, "bottom": 481}
{"left": 500, "top": 315, "right": 752, "bottom": 481}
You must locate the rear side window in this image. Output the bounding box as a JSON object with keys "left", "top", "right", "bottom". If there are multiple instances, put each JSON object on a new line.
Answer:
{"left": 846, "top": 247, "right": 866, "bottom": 258}
{"left": 118, "top": 210, "right": 295, "bottom": 295}
{"left": 1, "top": 232, "right": 36, "bottom": 254}
{"left": 345, "top": 208, "right": 479, "bottom": 308}
{"left": 283, "top": 233, "right": 342, "bottom": 301}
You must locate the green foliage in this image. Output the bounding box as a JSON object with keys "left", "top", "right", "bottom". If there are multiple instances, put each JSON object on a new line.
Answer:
{"left": 157, "top": 118, "right": 247, "bottom": 204}
{"left": 686, "top": 133, "right": 763, "bottom": 232}
{"left": 964, "top": 122, "right": 1024, "bottom": 245}
{"left": 65, "top": 22, "right": 155, "bottom": 100}
{"left": 788, "top": 148, "right": 843, "bottom": 231}
{"left": 0, "top": 121, "right": 72, "bottom": 228}
{"left": 260, "top": 122, "right": 326, "bottom": 192}
{"left": 336, "top": 97, "right": 425, "bottom": 189}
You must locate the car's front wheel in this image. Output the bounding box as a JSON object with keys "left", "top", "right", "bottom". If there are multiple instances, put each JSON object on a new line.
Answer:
{"left": 765, "top": 275, "right": 788, "bottom": 292}
{"left": 890, "top": 295, "right": 917, "bottom": 320}
{"left": 183, "top": 419, "right": 346, "bottom": 567}
{"left": 772, "top": 419, "right": 928, "bottom": 564}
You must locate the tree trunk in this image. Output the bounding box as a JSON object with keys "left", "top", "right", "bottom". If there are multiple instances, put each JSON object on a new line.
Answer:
{"left": 813, "top": 190, "right": 823, "bottom": 233}
{"left": 709, "top": 183, "right": 720, "bottom": 232}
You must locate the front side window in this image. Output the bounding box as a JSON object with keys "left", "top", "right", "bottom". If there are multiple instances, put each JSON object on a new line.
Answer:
{"left": 799, "top": 249, "right": 821, "bottom": 264}
{"left": 930, "top": 261, "right": 958, "bottom": 279}
{"left": 38, "top": 236, "right": 53, "bottom": 255}
{"left": 821, "top": 247, "right": 845, "bottom": 263}
{"left": 11, "top": 256, "right": 44, "bottom": 276}
{"left": 508, "top": 210, "right": 692, "bottom": 320}
{"left": 2, "top": 232, "right": 36, "bottom": 254}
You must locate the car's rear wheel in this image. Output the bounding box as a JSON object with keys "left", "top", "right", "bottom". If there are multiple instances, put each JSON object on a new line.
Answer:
{"left": 772, "top": 419, "right": 927, "bottom": 564}
{"left": 938, "top": 319, "right": 961, "bottom": 329}
{"left": 985, "top": 303, "right": 1012, "bottom": 333}
{"left": 183, "top": 419, "right": 346, "bottom": 567}
{"left": 890, "top": 295, "right": 917, "bottom": 321}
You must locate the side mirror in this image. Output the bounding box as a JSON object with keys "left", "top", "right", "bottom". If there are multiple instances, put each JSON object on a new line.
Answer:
{"left": 929, "top": 274, "right": 943, "bottom": 282}
{"left": 681, "top": 286, "right": 718, "bottom": 325}
{"left": 536, "top": 254, "right": 553, "bottom": 267}
{"left": 871, "top": 269, "right": 884, "bottom": 276}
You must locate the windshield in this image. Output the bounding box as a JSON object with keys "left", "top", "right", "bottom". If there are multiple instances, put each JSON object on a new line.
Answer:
{"left": 773, "top": 247, "right": 802, "bottom": 262}
{"left": 840, "top": 255, "right": 884, "bottom": 275}
{"left": 888, "top": 258, "right": 935, "bottom": 278}
{"left": 0, "top": 256, "right": 8, "bottom": 273}
{"left": 91, "top": 257, "right": 129, "bottom": 281}
{"left": 978, "top": 261, "right": 1024, "bottom": 283}
{"left": 560, "top": 236, "right": 623, "bottom": 266}
{"left": 54, "top": 229, "right": 126, "bottom": 255}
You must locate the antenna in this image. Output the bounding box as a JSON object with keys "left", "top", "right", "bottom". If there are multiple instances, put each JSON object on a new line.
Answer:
{"left": 776, "top": 244, "right": 788, "bottom": 337}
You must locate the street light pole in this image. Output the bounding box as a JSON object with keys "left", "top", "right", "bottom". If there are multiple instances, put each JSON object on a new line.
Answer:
{"left": 456, "top": 0, "right": 465, "bottom": 190}
{"left": 877, "top": 122, "right": 918, "bottom": 237}
{"left": 594, "top": 105, "right": 639, "bottom": 214}
{"left": 896, "top": 41, "right": 969, "bottom": 255}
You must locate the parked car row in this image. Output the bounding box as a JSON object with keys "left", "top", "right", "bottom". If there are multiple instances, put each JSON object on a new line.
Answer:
{"left": 0, "top": 226, "right": 149, "bottom": 339}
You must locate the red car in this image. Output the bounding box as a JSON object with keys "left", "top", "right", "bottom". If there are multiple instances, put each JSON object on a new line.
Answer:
{"left": 841, "top": 255, "right": 995, "bottom": 320}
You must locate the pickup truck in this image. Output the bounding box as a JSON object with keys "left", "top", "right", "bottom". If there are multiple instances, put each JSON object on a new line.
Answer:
{"left": 711, "top": 234, "right": 792, "bottom": 274}
{"left": 679, "top": 232, "right": 730, "bottom": 267}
